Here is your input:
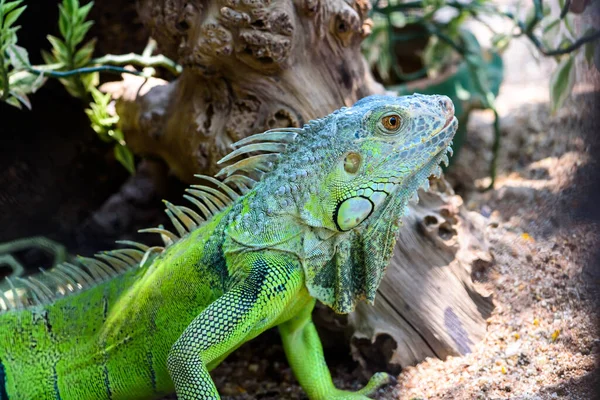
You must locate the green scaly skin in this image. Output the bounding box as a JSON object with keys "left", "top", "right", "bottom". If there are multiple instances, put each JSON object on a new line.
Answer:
{"left": 0, "top": 94, "right": 458, "bottom": 400}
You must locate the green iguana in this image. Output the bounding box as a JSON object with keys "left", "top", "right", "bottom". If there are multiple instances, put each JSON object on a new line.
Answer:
{"left": 0, "top": 93, "right": 457, "bottom": 400}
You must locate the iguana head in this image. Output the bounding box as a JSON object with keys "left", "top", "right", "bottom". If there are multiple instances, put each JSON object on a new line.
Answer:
{"left": 309, "top": 93, "right": 456, "bottom": 232}
{"left": 219, "top": 93, "right": 457, "bottom": 313}
{"left": 294, "top": 93, "right": 458, "bottom": 312}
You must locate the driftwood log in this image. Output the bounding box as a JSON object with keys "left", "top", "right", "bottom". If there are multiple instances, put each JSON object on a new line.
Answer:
{"left": 105, "top": 0, "right": 494, "bottom": 370}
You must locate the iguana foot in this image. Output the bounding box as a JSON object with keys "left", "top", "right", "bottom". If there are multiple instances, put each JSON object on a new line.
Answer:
{"left": 320, "top": 372, "right": 395, "bottom": 400}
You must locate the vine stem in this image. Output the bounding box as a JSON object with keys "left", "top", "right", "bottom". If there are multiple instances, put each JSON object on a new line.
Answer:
{"left": 27, "top": 65, "right": 145, "bottom": 78}
{"left": 90, "top": 53, "right": 182, "bottom": 75}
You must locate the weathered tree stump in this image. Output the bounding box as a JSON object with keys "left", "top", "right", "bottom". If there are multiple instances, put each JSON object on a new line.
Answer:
{"left": 106, "top": 0, "right": 493, "bottom": 369}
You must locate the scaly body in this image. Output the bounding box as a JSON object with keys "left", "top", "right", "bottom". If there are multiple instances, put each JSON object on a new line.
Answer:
{"left": 0, "top": 94, "right": 457, "bottom": 400}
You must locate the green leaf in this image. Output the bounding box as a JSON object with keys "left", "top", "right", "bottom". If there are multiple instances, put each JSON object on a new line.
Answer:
{"left": 0, "top": 0, "right": 24, "bottom": 17}
{"left": 6, "top": 44, "right": 29, "bottom": 69}
{"left": 71, "top": 19, "right": 93, "bottom": 47}
{"left": 5, "top": 95, "right": 21, "bottom": 108}
{"left": 40, "top": 49, "right": 57, "bottom": 65}
{"left": 73, "top": 38, "right": 96, "bottom": 67}
{"left": 542, "top": 18, "right": 560, "bottom": 35}
{"left": 108, "top": 126, "right": 124, "bottom": 141}
{"left": 114, "top": 143, "right": 135, "bottom": 174}
{"left": 9, "top": 88, "right": 30, "bottom": 109}
{"left": 63, "top": 0, "right": 78, "bottom": 16}
{"left": 549, "top": 54, "right": 576, "bottom": 114}
{"left": 542, "top": 18, "right": 562, "bottom": 48}
{"left": 90, "top": 85, "right": 108, "bottom": 104}
{"left": 9, "top": 69, "right": 46, "bottom": 92}
{"left": 564, "top": 14, "right": 575, "bottom": 37}
{"left": 76, "top": 1, "right": 93, "bottom": 23}
{"left": 47, "top": 35, "right": 70, "bottom": 61}
{"left": 0, "top": 26, "right": 19, "bottom": 50}
{"left": 58, "top": 6, "right": 72, "bottom": 42}
{"left": 3, "top": 4, "right": 25, "bottom": 28}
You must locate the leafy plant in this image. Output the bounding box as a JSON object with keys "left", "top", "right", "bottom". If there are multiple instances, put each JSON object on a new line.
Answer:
{"left": 0, "top": 0, "right": 181, "bottom": 173}
{"left": 85, "top": 87, "right": 135, "bottom": 174}
{"left": 41, "top": 0, "right": 97, "bottom": 99}
{"left": 0, "top": 0, "right": 45, "bottom": 108}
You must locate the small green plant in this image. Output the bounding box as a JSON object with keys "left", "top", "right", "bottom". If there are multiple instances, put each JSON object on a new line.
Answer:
{"left": 41, "top": 0, "right": 97, "bottom": 99}
{"left": 0, "top": 0, "right": 181, "bottom": 173}
{"left": 85, "top": 87, "right": 135, "bottom": 174}
{"left": 0, "top": 0, "right": 43, "bottom": 108}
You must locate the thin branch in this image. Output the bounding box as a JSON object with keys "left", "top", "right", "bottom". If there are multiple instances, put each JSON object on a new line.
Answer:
{"left": 540, "top": 29, "right": 600, "bottom": 55}
{"left": 90, "top": 53, "right": 182, "bottom": 75}
{"left": 560, "top": 0, "right": 572, "bottom": 18}
{"left": 526, "top": 0, "right": 544, "bottom": 33}
{"left": 28, "top": 65, "right": 145, "bottom": 78}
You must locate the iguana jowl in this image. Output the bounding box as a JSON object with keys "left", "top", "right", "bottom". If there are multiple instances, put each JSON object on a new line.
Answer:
{"left": 0, "top": 94, "right": 457, "bottom": 400}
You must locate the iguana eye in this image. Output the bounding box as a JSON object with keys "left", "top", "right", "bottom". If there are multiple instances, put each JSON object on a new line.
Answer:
{"left": 380, "top": 114, "right": 402, "bottom": 132}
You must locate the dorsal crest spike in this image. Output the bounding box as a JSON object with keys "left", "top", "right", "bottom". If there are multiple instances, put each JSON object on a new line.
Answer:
{"left": 115, "top": 240, "right": 150, "bottom": 252}
{"left": 183, "top": 194, "right": 213, "bottom": 220}
{"left": 96, "top": 254, "right": 129, "bottom": 272}
{"left": 16, "top": 277, "right": 50, "bottom": 306}
{"left": 189, "top": 184, "right": 233, "bottom": 206}
{"left": 215, "top": 153, "right": 279, "bottom": 178}
{"left": 138, "top": 227, "right": 178, "bottom": 246}
{"left": 27, "top": 276, "right": 55, "bottom": 298}
{"left": 5, "top": 277, "right": 22, "bottom": 310}
{"left": 193, "top": 174, "right": 240, "bottom": 201}
{"left": 217, "top": 142, "right": 287, "bottom": 165}
{"left": 185, "top": 189, "right": 222, "bottom": 215}
{"left": 76, "top": 257, "right": 113, "bottom": 279}
{"left": 55, "top": 264, "right": 87, "bottom": 288}
{"left": 104, "top": 250, "right": 138, "bottom": 265}
{"left": 165, "top": 209, "right": 188, "bottom": 237}
{"left": 224, "top": 174, "right": 256, "bottom": 194}
{"left": 46, "top": 268, "right": 78, "bottom": 293}
{"left": 164, "top": 201, "right": 198, "bottom": 231}
{"left": 61, "top": 262, "right": 96, "bottom": 286}
{"left": 111, "top": 248, "right": 144, "bottom": 262}
{"left": 176, "top": 205, "right": 204, "bottom": 225}
{"left": 139, "top": 246, "right": 163, "bottom": 268}
{"left": 229, "top": 128, "right": 300, "bottom": 149}
{"left": 187, "top": 188, "right": 227, "bottom": 211}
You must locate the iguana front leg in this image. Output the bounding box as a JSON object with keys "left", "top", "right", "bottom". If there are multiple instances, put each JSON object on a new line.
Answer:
{"left": 279, "top": 299, "right": 393, "bottom": 400}
{"left": 167, "top": 251, "right": 304, "bottom": 400}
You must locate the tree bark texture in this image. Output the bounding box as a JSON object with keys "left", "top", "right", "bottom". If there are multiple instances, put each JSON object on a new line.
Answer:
{"left": 108, "top": 0, "right": 494, "bottom": 369}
